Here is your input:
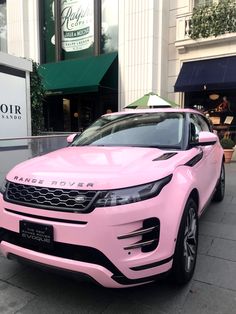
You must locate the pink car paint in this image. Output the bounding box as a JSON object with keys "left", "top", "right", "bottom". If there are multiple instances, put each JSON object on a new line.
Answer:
{"left": 0, "top": 109, "right": 224, "bottom": 287}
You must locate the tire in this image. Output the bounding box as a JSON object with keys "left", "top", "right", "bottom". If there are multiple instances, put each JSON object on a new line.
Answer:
{"left": 172, "top": 198, "right": 198, "bottom": 284}
{"left": 213, "top": 162, "right": 225, "bottom": 202}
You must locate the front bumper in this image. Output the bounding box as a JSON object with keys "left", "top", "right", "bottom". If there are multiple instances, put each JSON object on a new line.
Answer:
{"left": 0, "top": 191, "right": 178, "bottom": 288}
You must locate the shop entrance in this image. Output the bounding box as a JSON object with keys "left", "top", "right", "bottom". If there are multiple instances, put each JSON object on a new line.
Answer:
{"left": 43, "top": 89, "right": 118, "bottom": 133}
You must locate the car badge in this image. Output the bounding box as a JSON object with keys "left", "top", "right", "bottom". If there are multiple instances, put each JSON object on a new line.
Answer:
{"left": 75, "top": 195, "right": 87, "bottom": 203}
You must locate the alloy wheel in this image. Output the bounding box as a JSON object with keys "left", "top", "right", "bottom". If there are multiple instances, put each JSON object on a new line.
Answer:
{"left": 183, "top": 207, "right": 197, "bottom": 273}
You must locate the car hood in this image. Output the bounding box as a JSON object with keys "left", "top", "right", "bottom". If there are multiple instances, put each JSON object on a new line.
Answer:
{"left": 7, "top": 146, "right": 194, "bottom": 190}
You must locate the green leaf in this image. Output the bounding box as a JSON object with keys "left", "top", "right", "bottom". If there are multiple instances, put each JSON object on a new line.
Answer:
{"left": 189, "top": 0, "right": 236, "bottom": 40}
{"left": 30, "top": 61, "right": 45, "bottom": 135}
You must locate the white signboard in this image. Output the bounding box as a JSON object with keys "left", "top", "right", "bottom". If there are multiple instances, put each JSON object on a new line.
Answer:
{"left": 0, "top": 72, "right": 27, "bottom": 142}
{"left": 61, "top": 0, "right": 94, "bottom": 52}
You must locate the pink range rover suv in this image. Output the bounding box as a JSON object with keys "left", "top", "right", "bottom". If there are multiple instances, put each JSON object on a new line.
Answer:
{"left": 0, "top": 109, "right": 225, "bottom": 288}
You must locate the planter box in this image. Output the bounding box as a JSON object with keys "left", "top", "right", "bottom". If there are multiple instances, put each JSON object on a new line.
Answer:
{"left": 224, "top": 149, "right": 234, "bottom": 163}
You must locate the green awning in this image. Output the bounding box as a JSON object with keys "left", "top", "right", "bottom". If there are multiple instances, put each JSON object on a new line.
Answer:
{"left": 39, "top": 52, "right": 117, "bottom": 95}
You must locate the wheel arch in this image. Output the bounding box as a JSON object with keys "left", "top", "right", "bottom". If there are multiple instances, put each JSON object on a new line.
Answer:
{"left": 172, "top": 194, "right": 199, "bottom": 284}
{"left": 188, "top": 188, "right": 199, "bottom": 215}
{"left": 167, "top": 187, "right": 200, "bottom": 258}
{"left": 173, "top": 188, "right": 199, "bottom": 244}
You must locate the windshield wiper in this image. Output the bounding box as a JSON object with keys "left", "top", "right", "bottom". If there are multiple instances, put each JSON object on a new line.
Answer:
{"left": 73, "top": 144, "right": 180, "bottom": 150}
{"left": 135, "top": 145, "right": 181, "bottom": 150}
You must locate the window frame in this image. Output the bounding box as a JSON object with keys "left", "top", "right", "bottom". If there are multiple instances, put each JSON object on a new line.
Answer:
{"left": 189, "top": 113, "right": 212, "bottom": 145}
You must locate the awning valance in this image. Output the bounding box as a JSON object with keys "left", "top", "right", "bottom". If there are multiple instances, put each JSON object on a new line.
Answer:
{"left": 39, "top": 52, "right": 117, "bottom": 95}
{"left": 174, "top": 56, "right": 236, "bottom": 92}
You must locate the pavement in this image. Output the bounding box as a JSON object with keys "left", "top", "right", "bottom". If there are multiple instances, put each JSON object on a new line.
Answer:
{"left": 0, "top": 163, "right": 236, "bottom": 314}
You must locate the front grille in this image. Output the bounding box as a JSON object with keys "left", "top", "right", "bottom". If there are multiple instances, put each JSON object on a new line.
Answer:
{"left": 5, "top": 182, "right": 98, "bottom": 213}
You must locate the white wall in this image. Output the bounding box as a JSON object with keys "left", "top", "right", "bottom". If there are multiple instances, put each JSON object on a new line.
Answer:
{"left": 7, "top": 0, "right": 40, "bottom": 62}
{"left": 118, "top": 0, "right": 170, "bottom": 109}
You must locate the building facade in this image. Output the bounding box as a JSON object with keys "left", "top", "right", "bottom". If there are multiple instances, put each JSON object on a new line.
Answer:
{"left": 0, "top": 0, "right": 32, "bottom": 140}
{"left": 172, "top": 0, "right": 236, "bottom": 142}
{"left": 1, "top": 0, "right": 171, "bottom": 132}
{"left": 1, "top": 0, "right": 236, "bottom": 141}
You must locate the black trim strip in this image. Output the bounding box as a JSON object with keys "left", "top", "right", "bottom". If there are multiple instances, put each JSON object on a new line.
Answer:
{"left": 185, "top": 151, "right": 203, "bottom": 167}
{"left": 130, "top": 255, "right": 173, "bottom": 271}
{"left": 153, "top": 153, "right": 177, "bottom": 161}
{"left": 111, "top": 270, "right": 170, "bottom": 285}
{"left": 0, "top": 65, "right": 26, "bottom": 78}
{"left": 4, "top": 208, "right": 87, "bottom": 225}
{"left": 7, "top": 253, "right": 100, "bottom": 286}
{"left": 4, "top": 196, "right": 94, "bottom": 213}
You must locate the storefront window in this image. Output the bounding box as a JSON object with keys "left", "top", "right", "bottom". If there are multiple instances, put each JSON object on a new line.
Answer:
{"left": 41, "top": 0, "right": 55, "bottom": 63}
{"left": 185, "top": 91, "right": 236, "bottom": 144}
{"left": 41, "top": 0, "right": 95, "bottom": 62}
{"left": 101, "top": 0, "right": 118, "bottom": 53}
{"left": 0, "top": 0, "right": 7, "bottom": 52}
{"left": 41, "top": 0, "right": 118, "bottom": 62}
{"left": 61, "top": 0, "right": 94, "bottom": 60}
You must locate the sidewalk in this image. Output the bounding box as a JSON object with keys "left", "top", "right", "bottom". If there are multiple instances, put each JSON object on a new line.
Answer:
{"left": 0, "top": 163, "right": 235, "bottom": 313}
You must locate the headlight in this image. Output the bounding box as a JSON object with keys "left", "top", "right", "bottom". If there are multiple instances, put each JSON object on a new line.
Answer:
{"left": 0, "top": 179, "right": 7, "bottom": 195}
{"left": 95, "top": 175, "right": 172, "bottom": 207}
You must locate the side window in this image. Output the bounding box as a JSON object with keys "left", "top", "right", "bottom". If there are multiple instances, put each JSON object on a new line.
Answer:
{"left": 196, "top": 115, "right": 211, "bottom": 132}
{"left": 189, "top": 114, "right": 214, "bottom": 147}
{"left": 189, "top": 113, "right": 212, "bottom": 144}
{"left": 189, "top": 114, "right": 202, "bottom": 143}
{"left": 190, "top": 122, "right": 198, "bottom": 143}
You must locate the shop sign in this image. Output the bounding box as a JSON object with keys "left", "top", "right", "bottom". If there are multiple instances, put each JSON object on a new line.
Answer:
{"left": 61, "top": 0, "right": 94, "bottom": 52}
{"left": 0, "top": 72, "right": 27, "bottom": 140}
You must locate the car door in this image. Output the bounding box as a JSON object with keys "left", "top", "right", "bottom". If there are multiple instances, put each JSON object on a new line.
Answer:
{"left": 189, "top": 113, "right": 220, "bottom": 208}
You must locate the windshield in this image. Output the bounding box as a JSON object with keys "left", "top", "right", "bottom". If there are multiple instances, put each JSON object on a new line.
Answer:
{"left": 71, "top": 112, "right": 185, "bottom": 149}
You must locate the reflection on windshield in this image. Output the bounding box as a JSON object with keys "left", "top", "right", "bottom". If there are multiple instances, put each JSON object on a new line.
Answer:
{"left": 71, "top": 113, "right": 185, "bottom": 149}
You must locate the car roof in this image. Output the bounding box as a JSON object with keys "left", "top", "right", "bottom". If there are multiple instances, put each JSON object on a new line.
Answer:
{"left": 103, "top": 108, "right": 204, "bottom": 117}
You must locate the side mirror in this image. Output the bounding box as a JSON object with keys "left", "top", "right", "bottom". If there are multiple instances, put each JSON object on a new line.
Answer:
{"left": 66, "top": 133, "right": 77, "bottom": 144}
{"left": 191, "top": 131, "right": 218, "bottom": 147}
{"left": 198, "top": 131, "right": 218, "bottom": 145}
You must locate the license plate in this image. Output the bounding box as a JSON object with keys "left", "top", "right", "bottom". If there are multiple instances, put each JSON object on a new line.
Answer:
{"left": 20, "top": 221, "right": 53, "bottom": 249}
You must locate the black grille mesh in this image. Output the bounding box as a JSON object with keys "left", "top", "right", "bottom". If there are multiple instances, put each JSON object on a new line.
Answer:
{"left": 5, "top": 182, "right": 98, "bottom": 212}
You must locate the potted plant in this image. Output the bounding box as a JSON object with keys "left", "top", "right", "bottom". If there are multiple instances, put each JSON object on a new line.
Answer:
{"left": 220, "top": 137, "right": 235, "bottom": 163}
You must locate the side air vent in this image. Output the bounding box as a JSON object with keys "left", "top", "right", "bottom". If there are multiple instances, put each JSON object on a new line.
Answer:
{"left": 153, "top": 153, "right": 177, "bottom": 161}
{"left": 117, "top": 218, "right": 160, "bottom": 253}
{"left": 185, "top": 151, "right": 203, "bottom": 167}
